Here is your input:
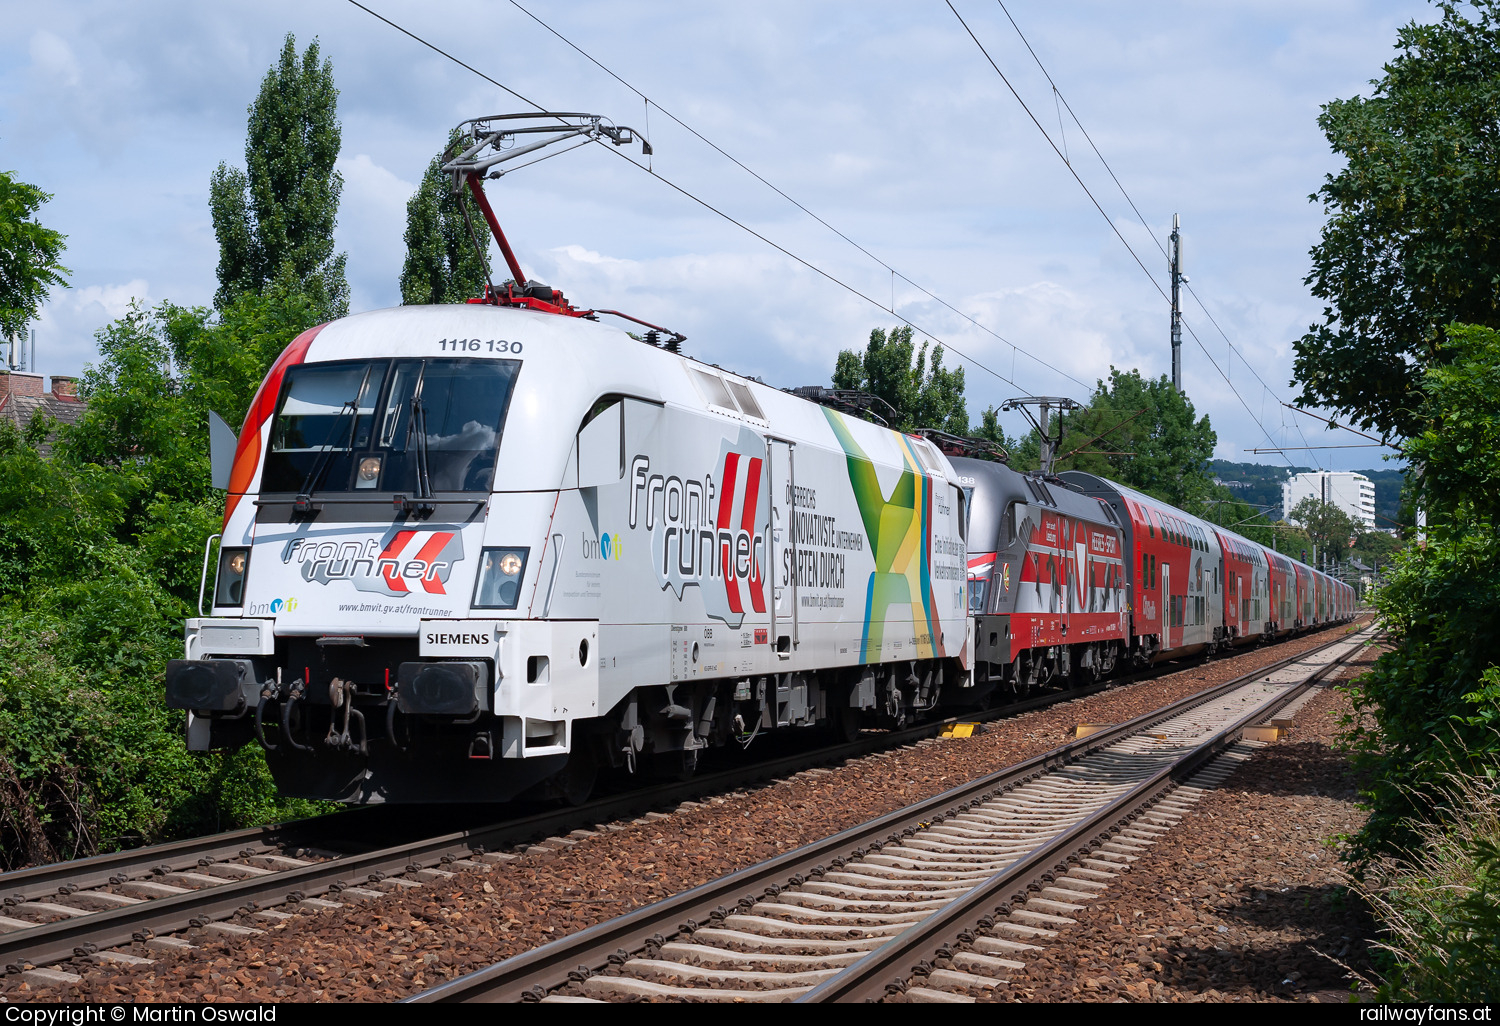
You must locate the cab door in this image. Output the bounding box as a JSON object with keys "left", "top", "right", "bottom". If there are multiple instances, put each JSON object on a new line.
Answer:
{"left": 769, "top": 437, "right": 797, "bottom": 659}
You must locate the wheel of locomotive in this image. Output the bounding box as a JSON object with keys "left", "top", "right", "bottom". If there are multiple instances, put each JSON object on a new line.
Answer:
{"left": 1072, "top": 662, "right": 1096, "bottom": 690}
{"left": 651, "top": 747, "right": 699, "bottom": 781}
{"left": 827, "top": 699, "right": 862, "bottom": 743}
{"left": 554, "top": 745, "right": 598, "bottom": 806}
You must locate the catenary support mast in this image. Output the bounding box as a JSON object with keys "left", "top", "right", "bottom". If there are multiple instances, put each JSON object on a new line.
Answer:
{"left": 1169, "top": 213, "right": 1183, "bottom": 392}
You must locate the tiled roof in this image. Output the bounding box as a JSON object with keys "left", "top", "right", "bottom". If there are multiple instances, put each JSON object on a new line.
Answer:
{"left": 0, "top": 392, "right": 87, "bottom": 456}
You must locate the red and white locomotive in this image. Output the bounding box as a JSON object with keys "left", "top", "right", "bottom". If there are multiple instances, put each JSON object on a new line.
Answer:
{"left": 955, "top": 457, "right": 1356, "bottom": 690}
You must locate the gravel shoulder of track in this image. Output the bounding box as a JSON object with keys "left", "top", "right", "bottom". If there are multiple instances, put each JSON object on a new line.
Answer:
{"left": 0, "top": 623, "right": 1367, "bottom": 1003}
{"left": 977, "top": 640, "right": 1384, "bottom": 1004}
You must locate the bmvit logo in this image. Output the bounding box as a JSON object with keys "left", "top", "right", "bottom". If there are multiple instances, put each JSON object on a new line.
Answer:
{"left": 582, "top": 531, "right": 623, "bottom": 560}
{"left": 248, "top": 596, "right": 298, "bottom": 616}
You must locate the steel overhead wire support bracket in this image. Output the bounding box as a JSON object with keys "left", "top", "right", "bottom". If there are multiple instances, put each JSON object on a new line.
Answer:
{"left": 1001, "top": 395, "right": 1080, "bottom": 475}
{"left": 1279, "top": 402, "right": 1398, "bottom": 449}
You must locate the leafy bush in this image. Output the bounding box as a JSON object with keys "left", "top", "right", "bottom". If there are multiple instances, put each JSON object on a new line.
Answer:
{"left": 1343, "top": 324, "right": 1500, "bottom": 862}
{"left": 0, "top": 291, "right": 328, "bottom": 869}
{"left": 1357, "top": 769, "right": 1500, "bottom": 1002}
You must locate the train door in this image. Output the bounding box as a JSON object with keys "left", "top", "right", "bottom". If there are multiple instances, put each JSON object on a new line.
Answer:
{"left": 769, "top": 437, "right": 797, "bottom": 658}
{"left": 1161, "top": 563, "right": 1170, "bottom": 646}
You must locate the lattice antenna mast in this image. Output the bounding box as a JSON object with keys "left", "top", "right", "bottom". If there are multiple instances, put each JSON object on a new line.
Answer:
{"left": 441, "top": 113, "right": 650, "bottom": 290}
{"left": 1001, "top": 396, "right": 1080, "bottom": 475}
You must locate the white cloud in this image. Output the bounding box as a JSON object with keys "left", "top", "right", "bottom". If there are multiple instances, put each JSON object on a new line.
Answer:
{"left": 28, "top": 30, "right": 81, "bottom": 89}
{"left": 68, "top": 280, "right": 150, "bottom": 323}
{"left": 0, "top": 0, "right": 1436, "bottom": 471}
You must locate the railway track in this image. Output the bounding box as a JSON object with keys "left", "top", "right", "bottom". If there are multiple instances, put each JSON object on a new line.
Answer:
{"left": 0, "top": 623, "right": 1358, "bottom": 981}
{"left": 409, "top": 625, "right": 1370, "bottom": 1003}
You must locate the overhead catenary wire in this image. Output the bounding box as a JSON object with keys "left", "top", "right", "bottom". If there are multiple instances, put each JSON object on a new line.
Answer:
{"left": 948, "top": 1, "right": 1306, "bottom": 471}
{"left": 1000, "top": 0, "right": 1327, "bottom": 464}
{"left": 502, "top": 0, "right": 1090, "bottom": 394}
{"left": 997, "top": 0, "right": 1339, "bottom": 465}
{"left": 347, "top": 0, "right": 1053, "bottom": 396}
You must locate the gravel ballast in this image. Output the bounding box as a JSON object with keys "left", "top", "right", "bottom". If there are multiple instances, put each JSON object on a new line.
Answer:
{"left": 976, "top": 641, "right": 1382, "bottom": 1003}
{"left": 1, "top": 624, "right": 1367, "bottom": 1003}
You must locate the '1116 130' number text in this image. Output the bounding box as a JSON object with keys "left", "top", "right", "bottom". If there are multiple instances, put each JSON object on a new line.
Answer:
{"left": 437, "top": 338, "right": 523, "bottom": 353}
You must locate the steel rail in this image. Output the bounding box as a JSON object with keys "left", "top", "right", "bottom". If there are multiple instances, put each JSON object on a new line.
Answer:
{"left": 408, "top": 625, "right": 1367, "bottom": 1003}
{"left": 798, "top": 628, "right": 1370, "bottom": 1002}
{"left": 0, "top": 656, "right": 1130, "bottom": 969}
{"left": 0, "top": 812, "right": 376, "bottom": 906}
{"left": 0, "top": 623, "right": 1180, "bottom": 902}
{"left": 0, "top": 622, "right": 1358, "bottom": 971}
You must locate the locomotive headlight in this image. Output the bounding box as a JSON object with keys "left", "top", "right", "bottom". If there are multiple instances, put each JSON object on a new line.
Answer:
{"left": 472, "top": 547, "right": 529, "bottom": 610}
{"left": 355, "top": 456, "right": 382, "bottom": 489}
{"left": 214, "top": 547, "right": 251, "bottom": 608}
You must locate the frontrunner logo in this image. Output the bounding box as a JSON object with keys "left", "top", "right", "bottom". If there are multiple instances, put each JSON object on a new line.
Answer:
{"left": 281, "top": 529, "right": 465, "bottom": 598}
{"left": 629, "top": 425, "right": 769, "bottom": 629}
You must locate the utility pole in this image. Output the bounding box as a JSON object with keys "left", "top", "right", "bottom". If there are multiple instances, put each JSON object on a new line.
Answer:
{"left": 1169, "top": 214, "right": 1184, "bottom": 392}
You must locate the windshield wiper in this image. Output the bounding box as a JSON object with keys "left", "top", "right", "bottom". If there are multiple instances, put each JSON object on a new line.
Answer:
{"left": 295, "top": 395, "right": 362, "bottom": 514}
{"left": 414, "top": 398, "right": 433, "bottom": 501}
{"left": 393, "top": 383, "right": 436, "bottom": 518}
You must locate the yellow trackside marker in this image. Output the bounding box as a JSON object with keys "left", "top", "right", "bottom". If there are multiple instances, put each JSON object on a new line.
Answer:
{"left": 941, "top": 723, "right": 978, "bottom": 738}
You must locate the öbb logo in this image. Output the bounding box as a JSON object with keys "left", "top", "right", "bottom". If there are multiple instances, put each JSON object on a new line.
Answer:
{"left": 582, "top": 532, "right": 623, "bottom": 560}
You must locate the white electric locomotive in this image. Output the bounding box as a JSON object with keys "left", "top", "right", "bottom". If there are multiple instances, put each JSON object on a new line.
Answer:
{"left": 166, "top": 302, "right": 974, "bottom": 802}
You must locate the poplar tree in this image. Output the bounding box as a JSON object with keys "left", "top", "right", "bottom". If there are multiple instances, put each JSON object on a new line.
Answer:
{"left": 209, "top": 35, "right": 348, "bottom": 319}
{"left": 399, "top": 132, "right": 491, "bottom": 305}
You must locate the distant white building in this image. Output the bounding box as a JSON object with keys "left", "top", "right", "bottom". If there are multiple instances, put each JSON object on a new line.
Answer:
{"left": 1282, "top": 471, "right": 1376, "bottom": 528}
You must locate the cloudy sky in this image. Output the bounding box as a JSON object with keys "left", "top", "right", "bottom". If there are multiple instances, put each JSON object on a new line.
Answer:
{"left": 1, "top": 0, "right": 1430, "bottom": 473}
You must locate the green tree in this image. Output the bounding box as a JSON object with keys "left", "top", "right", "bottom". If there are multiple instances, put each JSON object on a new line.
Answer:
{"left": 973, "top": 406, "right": 1021, "bottom": 457}
{"left": 400, "top": 131, "right": 491, "bottom": 305}
{"left": 0, "top": 290, "right": 328, "bottom": 867}
{"left": 833, "top": 325, "right": 968, "bottom": 433}
{"left": 1351, "top": 526, "right": 1404, "bottom": 568}
{"left": 210, "top": 35, "right": 348, "bottom": 319}
{"left": 1287, "top": 495, "right": 1359, "bottom": 563}
{"left": 1198, "top": 493, "right": 1278, "bottom": 548}
{"left": 1052, "top": 367, "right": 1217, "bottom": 508}
{"left": 1294, "top": 1, "right": 1500, "bottom": 440}
{"left": 1346, "top": 322, "right": 1500, "bottom": 861}
{"left": 0, "top": 170, "right": 69, "bottom": 342}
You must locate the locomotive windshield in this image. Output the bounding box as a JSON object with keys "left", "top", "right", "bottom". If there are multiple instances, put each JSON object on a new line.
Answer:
{"left": 262, "top": 358, "right": 521, "bottom": 495}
